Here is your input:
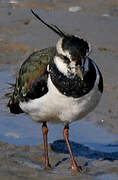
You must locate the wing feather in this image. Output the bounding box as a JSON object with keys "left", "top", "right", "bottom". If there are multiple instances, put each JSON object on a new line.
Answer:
{"left": 8, "top": 47, "right": 56, "bottom": 114}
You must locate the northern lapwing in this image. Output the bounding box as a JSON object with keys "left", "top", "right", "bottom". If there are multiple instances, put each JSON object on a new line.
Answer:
{"left": 8, "top": 10, "right": 103, "bottom": 172}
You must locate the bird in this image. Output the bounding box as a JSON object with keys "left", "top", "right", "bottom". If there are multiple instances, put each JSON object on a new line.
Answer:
{"left": 8, "top": 9, "right": 103, "bottom": 172}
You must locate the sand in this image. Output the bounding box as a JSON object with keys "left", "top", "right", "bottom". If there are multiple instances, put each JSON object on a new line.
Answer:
{"left": 0, "top": 0, "right": 118, "bottom": 179}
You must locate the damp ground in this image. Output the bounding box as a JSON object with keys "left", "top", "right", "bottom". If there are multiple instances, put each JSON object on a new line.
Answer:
{"left": 0, "top": 0, "right": 118, "bottom": 179}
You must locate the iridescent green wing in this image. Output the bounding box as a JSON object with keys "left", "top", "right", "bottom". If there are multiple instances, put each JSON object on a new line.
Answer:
{"left": 15, "top": 47, "right": 56, "bottom": 101}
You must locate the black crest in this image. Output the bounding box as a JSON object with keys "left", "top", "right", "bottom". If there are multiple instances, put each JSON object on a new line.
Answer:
{"left": 31, "top": 9, "right": 89, "bottom": 58}
{"left": 62, "top": 36, "right": 89, "bottom": 59}
{"left": 31, "top": 9, "right": 66, "bottom": 37}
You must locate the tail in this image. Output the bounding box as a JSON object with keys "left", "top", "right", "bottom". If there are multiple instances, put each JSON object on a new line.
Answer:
{"left": 6, "top": 85, "right": 23, "bottom": 114}
{"left": 7, "top": 96, "right": 23, "bottom": 114}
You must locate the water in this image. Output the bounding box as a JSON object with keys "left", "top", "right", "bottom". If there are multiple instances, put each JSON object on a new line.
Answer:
{"left": 96, "top": 173, "right": 118, "bottom": 180}
{"left": 0, "top": 2, "right": 118, "bottom": 179}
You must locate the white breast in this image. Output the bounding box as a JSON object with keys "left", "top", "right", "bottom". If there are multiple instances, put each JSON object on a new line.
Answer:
{"left": 20, "top": 60, "right": 102, "bottom": 124}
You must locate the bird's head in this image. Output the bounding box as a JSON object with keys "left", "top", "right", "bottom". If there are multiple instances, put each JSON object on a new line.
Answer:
{"left": 55, "top": 35, "right": 90, "bottom": 79}
{"left": 31, "top": 9, "right": 91, "bottom": 80}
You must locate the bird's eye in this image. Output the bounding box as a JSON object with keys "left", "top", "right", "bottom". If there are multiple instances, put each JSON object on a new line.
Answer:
{"left": 63, "top": 56, "right": 70, "bottom": 64}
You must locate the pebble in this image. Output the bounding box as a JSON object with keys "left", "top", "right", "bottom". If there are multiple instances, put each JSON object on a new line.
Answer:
{"left": 68, "top": 6, "right": 82, "bottom": 13}
{"left": 5, "top": 132, "right": 21, "bottom": 139}
{"left": 9, "top": 0, "right": 18, "bottom": 4}
{"left": 101, "top": 119, "right": 104, "bottom": 123}
{"left": 102, "top": 14, "right": 110, "bottom": 17}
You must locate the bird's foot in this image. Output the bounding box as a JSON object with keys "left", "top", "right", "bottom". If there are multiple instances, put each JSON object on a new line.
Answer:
{"left": 70, "top": 162, "right": 86, "bottom": 173}
{"left": 71, "top": 165, "right": 84, "bottom": 173}
{"left": 45, "top": 163, "right": 52, "bottom": 170}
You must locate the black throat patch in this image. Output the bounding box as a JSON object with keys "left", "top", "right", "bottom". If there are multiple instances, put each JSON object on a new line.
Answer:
{"left": 50, "top": 59, "right": 97, "bottom": 98}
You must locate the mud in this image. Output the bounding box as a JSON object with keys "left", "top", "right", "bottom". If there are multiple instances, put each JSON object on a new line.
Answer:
{"left": 0, "top": 141, "right": 118, "bottom": 180}
{"left": 0, "top": 0, "right": 118, "bottom": 179}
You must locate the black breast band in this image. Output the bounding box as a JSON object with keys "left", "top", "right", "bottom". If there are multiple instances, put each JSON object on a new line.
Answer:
{"left": 50, "top": 59, "right": 97, "bottom": 98}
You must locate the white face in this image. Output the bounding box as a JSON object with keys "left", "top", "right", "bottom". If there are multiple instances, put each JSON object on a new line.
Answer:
{"left": 55, "top": 38, "right": 69, "bottom": 76}
{"left": 54, "top": 55, "right": 69, "bottom": 76}
{"left": 55, "top": 37, "right": 87, "bottom": 80}
{"left": 55, "top": 38, "right": 80, "bottom": 78}
{"left": 54, "top": 56, "right": 79, "bottom": 79}
{"left": 56, "top": 38, "right": 69, "bottom": 58}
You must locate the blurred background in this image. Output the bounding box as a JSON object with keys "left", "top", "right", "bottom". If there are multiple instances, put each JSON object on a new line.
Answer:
{"left": 0, "top": 0, "right": 118, "bottom": 179}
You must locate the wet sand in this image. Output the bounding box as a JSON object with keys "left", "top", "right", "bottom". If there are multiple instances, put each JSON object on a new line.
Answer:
{"left": 0, "top": 0, "right": 118, "bottom": 179}
{"left": 0, "top": 141, "right": 118, "bottom": 180}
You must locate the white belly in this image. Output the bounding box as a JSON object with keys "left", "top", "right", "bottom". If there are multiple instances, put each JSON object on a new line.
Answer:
{"left": 20, "top": 75, "right": 102, "bottom": 124}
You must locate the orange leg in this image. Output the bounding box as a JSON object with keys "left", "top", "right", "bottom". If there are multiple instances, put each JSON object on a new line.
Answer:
{"left": 63, "top": 125, "right": 82, "bottom": 172}
{"left": 42, "top": 122, "right": 51, "bottom": 169}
